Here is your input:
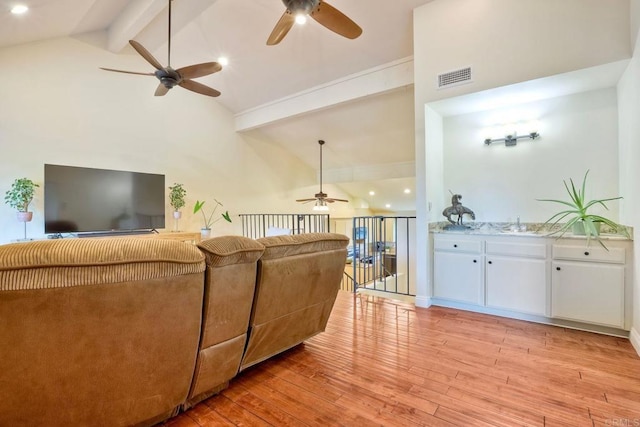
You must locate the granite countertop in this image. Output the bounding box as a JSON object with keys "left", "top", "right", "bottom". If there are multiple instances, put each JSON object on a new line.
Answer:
{"left": 429, "top": 221, "right": 633, "bottom": 241}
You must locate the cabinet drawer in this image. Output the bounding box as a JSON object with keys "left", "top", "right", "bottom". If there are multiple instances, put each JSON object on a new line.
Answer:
{"left": 433, "top": 237, "right": 482, "bottom": 254}
{"left": 552, "top": 244, "right": 625, "bottom": 264}
{"left": 486, "top": 241, "right": 546, "bottom": 259}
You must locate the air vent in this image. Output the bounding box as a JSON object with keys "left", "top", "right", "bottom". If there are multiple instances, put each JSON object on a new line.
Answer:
{"left": 438, "top": 66, "right": 472, "bottom": 89}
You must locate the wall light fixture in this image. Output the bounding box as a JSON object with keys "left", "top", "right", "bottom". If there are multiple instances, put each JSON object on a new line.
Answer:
{"left": 484, "top": 131, "right": 540, "bottom": 147}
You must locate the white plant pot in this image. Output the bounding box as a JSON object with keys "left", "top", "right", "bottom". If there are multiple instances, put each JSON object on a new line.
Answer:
{"left": 572, "top": 221, "right": 601, "bottom": 236}
{"left": 201, "top": 228, "right": 211, "bottom": 239}
{"left": 173, "top": 211, "right": 182, "bottom": 219}
{"left": 16, "top": 211, "right": 33, "bottom": 222}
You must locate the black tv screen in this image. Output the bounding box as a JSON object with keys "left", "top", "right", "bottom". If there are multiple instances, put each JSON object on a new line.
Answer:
{"left": 44, "top": 164, "right": 165, "bottom": 234}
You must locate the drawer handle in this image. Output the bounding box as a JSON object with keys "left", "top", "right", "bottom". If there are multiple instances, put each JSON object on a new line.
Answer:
{"left": 584, "top": 251, "right": 590, "bottom": 256}
{"left": 556, "top": 267, "right": 561, "bottom": 271}
{"left": 453, "top": 244, "right": 458, "bottom": 248}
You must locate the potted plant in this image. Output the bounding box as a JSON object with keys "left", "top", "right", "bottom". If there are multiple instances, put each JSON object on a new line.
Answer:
{"left": 538, "top": 170, "right": 629, "bottom": 248}
{"left": 193, "top": 198, "right": 232, "bottom": 239}
{"left": 5, "top": 177, "right": 39, "bottom": 222}
{"left": 168, "top": 183, "right": 187, "bottom": 218}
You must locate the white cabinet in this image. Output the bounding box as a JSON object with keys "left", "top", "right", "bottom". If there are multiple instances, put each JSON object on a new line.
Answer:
{"left": 551, "top": 244, "right": 626, "bottom": 328}
{"left": 485, "top": 239, "right": 547, "bottom": 315}
{"left": 434, "top": 251, "right": 483, "bottom": 304}
{"left": 431, "top": 232, "right": 632, "bottom": 334}
{"left": 433, "top": 236, "right": 483, "bottom": 305}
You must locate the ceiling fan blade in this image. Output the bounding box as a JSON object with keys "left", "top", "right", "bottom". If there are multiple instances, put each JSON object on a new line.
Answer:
{"left": 267, "top": 11, "right": 295, "bottom": 45}
{"left": 99, "top": 67, "right": 154, "bottom": 76}
{"left": 296, "top": 198, "right": 316, "bottom": 203}
{"left": 129, "top": 40, "right": 164, "bottom": 70}
{"left": 310, "top": 1, "right": 363, "bottom": 40}
{"left": 177, "top": 62, "right": 222, "bottom": 79}
{"left": 155, "top": 84, "right": 170, "bottom": 96}
{"left": 325, "top": 198, "right": 349, "bottom": 203}
{"left": 179, "top": 79, "right": 221, "bottom": 97}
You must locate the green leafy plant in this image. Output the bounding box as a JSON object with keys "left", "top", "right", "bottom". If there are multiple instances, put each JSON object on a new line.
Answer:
{"left": 538, "top": 170, "right": 629, "bottom": 248}
{"left": 193, "top": 199, "right": 231, "bottom": 230}
{"left": 168, "top": 183, "right": 187, "bottom": 211}
{"left": 4, "top": 178, "right": 39, "bottom": 212}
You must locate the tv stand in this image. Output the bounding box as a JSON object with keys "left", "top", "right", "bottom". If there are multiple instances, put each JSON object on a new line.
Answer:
{"left": 79, "top": 231, "right": 201, "bottom": 244}
{"left": 78, "top": 229, "right": 157, "bottom": 238}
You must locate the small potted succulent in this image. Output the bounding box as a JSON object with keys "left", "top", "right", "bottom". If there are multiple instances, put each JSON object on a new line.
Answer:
{"left": 5, "top": 177, "right": 39, "bottom": 222}
{"left": 193, "top": 198, "right": 231, "bottom": 239}
{"left": 538, "top": 170, "right": 629, "bottom": 249}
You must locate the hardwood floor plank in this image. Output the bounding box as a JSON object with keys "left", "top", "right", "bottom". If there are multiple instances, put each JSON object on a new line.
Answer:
{"left": 221, "top": 386, "right": 308, "bottom": 427}
{"left": 204, "top": 394, "right": 272, "bottom": 426}
{"left": 164, "top": 291, "right": 640, "bottom": 426}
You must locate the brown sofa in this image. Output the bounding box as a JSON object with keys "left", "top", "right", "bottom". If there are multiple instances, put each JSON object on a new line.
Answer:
{"left": 0, "top": 232, "right": 348, "bottom": 426}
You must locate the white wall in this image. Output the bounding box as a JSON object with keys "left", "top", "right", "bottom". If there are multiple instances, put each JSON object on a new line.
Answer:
{"left": 618, "top": 10, "right": 640, "bottom": 351}
{"left": 415, "top": 0, "right": 630, "bottom": 104}
{"left": 0, "top": 35, "right": 357, "bottom": 243}
{"left": 442, "top": 88, "right": 620, "bottom": 223}
{"left": 413, "top": 0, "right": 632, "bottom": 308}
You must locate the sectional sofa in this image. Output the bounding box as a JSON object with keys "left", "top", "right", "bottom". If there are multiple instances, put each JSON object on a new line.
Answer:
{"left": 0, "top": 232, "right": 348, "bottom": 426}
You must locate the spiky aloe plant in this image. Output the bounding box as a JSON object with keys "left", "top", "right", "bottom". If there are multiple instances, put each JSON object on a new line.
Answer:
{"left": 538, "top": 170, "right": 628, "bottom": 249}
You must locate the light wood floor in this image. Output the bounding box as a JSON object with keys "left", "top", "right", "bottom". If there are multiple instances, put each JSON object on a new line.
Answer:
{"left": 163, "top": 291, "right": 640, "bottom": 426}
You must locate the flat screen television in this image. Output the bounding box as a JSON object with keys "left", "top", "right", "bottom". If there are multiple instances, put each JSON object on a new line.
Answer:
{"left": 44, "top": 164, "right": 165, "bottom": 235}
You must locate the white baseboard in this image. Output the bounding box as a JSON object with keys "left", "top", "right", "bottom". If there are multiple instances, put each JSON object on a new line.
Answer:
{"left": 630, "top": 327, "right": 640, "bottom": 357}
{"left": 415, "top": 295, "right": 431, "bottom": 308}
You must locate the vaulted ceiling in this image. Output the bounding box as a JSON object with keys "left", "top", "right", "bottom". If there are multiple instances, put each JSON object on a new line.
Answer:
{"left": 1, "top": 0, "right": 434, "bottom": 211}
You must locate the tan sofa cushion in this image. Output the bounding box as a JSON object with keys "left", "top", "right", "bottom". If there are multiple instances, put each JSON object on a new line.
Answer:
{"left": 0, "top": 238, "right": 206, "bottom": 427}
{"left": 185, "top": 236, "right": 265, "bottom": 408}
{"left": 0, "top": 238, "right": 205, "bottom": 290}
{"left": 240, "top": 233, "right": 348, "bottom": 370}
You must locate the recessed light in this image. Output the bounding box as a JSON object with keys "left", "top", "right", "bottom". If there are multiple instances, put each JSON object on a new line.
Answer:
{"left": 11, "top": 4, "right": 28, "bottom": 14}
{"left": 369, "top": 191, "right": 375, "bottom": 196}
{"left": 217, "top": 56, "right": 229, "bottom": 67}
{"left": 385, "top": 204, "right": 391, "bottom": 208}
{"left": 295, "top": 14, "right": 307, "bottom": 25}
{"left": 404, "top": 188, "right": 411, "bottom": 194}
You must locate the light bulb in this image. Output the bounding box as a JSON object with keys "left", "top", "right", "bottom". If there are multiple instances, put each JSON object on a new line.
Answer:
{"left": 295, "top": 14, "right": 307, "bottom": 25}
{"left": 11, "top": 5, "right": 28, "bottom": 14}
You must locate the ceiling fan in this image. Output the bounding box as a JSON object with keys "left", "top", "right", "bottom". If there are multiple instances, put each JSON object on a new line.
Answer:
{"left": 100, "top": 0, "right": 221, "bottom": 97}
{"left": 267, "top": 0, "right": 363, "bottom": 46}
{"left": 296, "top": 140, "right": 349, "bottom": 210}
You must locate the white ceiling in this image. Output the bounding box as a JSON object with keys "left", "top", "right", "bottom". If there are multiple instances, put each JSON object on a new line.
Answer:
{"left": 6, "top": 1, "right": 623, "bottom": 213}
{"left": 0, "top": 0, "right": 431, "bottom": 212}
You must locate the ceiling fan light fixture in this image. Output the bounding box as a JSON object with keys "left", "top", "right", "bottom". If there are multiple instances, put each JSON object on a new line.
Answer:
{"left": 295, "top": 13, "right": 308, "bottom": 25}
{"left": 313, "top": 199, "right": 329, "bottom": 211}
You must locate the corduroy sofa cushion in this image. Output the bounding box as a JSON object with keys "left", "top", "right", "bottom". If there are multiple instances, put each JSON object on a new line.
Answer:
{"left": 256, "top": 232, "right": 349, "bottom": 260}
{"left": 197, "top": 235, "right": 265, "bottom": 267}
{"left": 0, "top": 238, "right": 205, "bottom": 291}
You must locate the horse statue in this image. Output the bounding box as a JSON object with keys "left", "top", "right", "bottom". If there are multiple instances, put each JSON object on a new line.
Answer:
{"left": 442, "top": 193, "right": 476, "bottom": 225}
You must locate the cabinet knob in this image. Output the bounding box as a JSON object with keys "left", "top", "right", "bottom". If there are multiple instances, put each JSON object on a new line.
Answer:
{"left": 473, "top": 259, "right": 477, "bottom": 263}
{"left": 584, "top": 251, "right": 590, "bottom": 256}
{"left": 488, "top": 261, "right": 493, "bottom": 264}
{"left": 556, "top": 267, "right": 561, "bottom": 271}
{"left": 453, "top": 244, "right": 458, "bottom": 248}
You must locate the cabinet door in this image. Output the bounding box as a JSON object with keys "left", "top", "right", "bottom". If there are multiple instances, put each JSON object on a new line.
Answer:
{"left": 434, "top": 252, "right": 483, "bottom": 305}
{"left": 551, "top": 261, "right": 624, "bottom": 328}
{"left": 486, "top": 256, "right": 547, "bottom": 315}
